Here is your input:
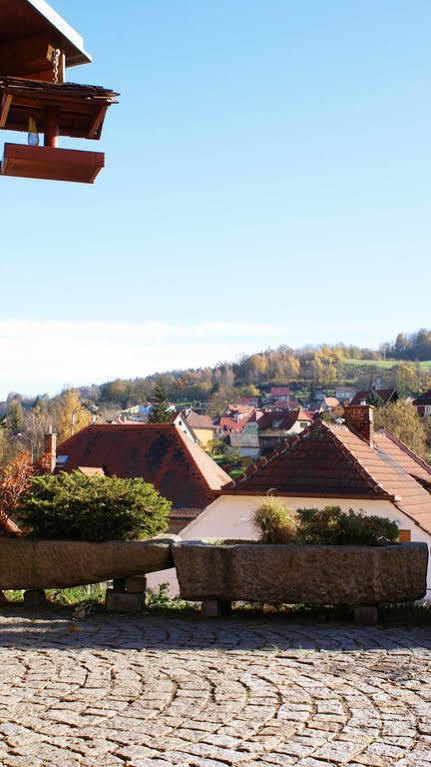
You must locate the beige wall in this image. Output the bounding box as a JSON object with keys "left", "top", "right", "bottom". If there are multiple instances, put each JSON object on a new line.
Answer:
{"left": 193, "top": 427, "right": 215, "bottom": 449}
{"left": 147, "top": 494, "right": 431, "bottom": 598}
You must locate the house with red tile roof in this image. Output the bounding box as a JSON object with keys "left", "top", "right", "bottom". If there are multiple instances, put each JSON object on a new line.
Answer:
{"left": 257, "top": 409, "right": 313, "bottom": 452}
{"left": 240, "top": 396, "right": 260, "bottom": 408}
{"left": 350, "top": 388, "right": 398, "bottom": 406}
{"left": 317, "top": 396, "right": 340, "bottom": 412}
{"left": 52, "top": 423, "right": 231, "bottom": 533}
{"left": 149, "top": 405, "right": 431, "bottom": 596}
{"left": 215, "top": 409, "right": 254, "bottom": 437}
{"left": 181, "top": 409, "right": 215, "bottom": 449}
{"left": 270, "top": 386, "right": 290, "bottom": 401}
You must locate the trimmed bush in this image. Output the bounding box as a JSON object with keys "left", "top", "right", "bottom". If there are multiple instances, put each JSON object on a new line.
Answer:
{"left": 254, "top": 499, "right": 297, "bottom": 544}
{"left": 18, "top": 471, "right": 171, "bottom": 542}
{"left": 297, "top": 506, "right": 399, "bottom": 546}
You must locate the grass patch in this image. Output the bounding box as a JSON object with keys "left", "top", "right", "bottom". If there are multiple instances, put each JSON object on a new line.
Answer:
{"left": 229, "top": 468, "right": 245, "bottom": 480}
{"left": 4, "top": 584, "right": 107, "bottom": 607}
{"left": 345, "top": 358, "right": 431, "bottom": 371}
{"left": 146, "top": 584, "right": 199, "bottom": 614}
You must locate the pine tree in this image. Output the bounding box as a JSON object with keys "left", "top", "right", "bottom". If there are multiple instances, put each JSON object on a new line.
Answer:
{"left": 7, "top": 400, "right": 24, "bottom": 435}
{"left": 148, "top": 382, "right": 172, "bottom": 423}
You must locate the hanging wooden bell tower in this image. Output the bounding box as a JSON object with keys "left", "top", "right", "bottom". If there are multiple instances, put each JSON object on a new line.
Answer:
{"left": 0, "top": 0, "right": 119, "bottom": 183}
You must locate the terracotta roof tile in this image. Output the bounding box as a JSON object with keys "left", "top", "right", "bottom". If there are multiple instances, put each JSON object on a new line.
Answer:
{"left": 217, "top": 417, "right": 249, "bottom": 433}
{"left": 184, "top": 411, "right": 214, "bottom": 430}
{"left": 57, "top": 424, "right": 231, "bottom": 510}
{"left": 258, "top": 410, "right": 311, "bottom": 432}
{"left": 232, "top": 420, "right": 431, "bottom": 535}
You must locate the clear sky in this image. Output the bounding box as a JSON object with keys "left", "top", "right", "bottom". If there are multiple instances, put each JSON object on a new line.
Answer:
{"left": 1, "top": 0, "right": 430, "bottom": 398}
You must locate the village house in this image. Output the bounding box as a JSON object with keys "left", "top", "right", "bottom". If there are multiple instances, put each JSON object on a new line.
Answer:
{"left": 316, "top": 396, "right": 340, "bottom": 413}
{"left": 335, "top": 386, "right": 357, "bottom": 403}
{"left": 148, "top": 405, "right": 431, "bottom": 597}
{"left": 413, "top": 390, "right": 431, "bottom": 418}
{"left": 181, "top": 409, "right": 215, "bottom": 449}
{"left": 214, "top": 404, "right": 255, "bottom": 437}
{"left": 270, "top": 386, "right": 290, "bottom": 404}
{"left": 350, "top": 388, "right": 398, "bottom": 406}
{"left": 275, "top": 397, "right": 303, "bottom": 410}
{"left": 257, "top": 409, "right": 314, "bottom": 452}
{"left": 240, "top": 396, "right": 260, "bottom": 408}
{"left": 49, "top": 423, "right": 231, "bottom": 533}
{"left": 229, "top": 422, "right": 260, "bottom": 459}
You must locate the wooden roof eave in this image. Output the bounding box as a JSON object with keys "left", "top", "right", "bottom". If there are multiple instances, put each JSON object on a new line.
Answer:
{"left": 0, "top": 78, "right": 119, "bottom": 140}
{"left": 13, "top": 0, "right": 92, "bottom": 68}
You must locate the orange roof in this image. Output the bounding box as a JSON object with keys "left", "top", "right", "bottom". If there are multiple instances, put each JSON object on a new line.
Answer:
{"left": 231, "top": 420, "right": 431, "bottom": 536}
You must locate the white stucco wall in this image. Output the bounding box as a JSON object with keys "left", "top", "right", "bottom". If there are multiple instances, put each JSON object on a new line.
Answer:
{"left": 147, "top": 495, "right": 431, "bottom": 598}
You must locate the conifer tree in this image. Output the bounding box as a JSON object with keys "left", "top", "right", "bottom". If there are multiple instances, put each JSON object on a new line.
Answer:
{"left": 148, "top": 382, "right": 172, "bottom": 423}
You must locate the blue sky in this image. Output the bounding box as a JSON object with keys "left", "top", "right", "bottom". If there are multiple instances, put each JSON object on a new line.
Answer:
{"left": 1, "top": 0, "right": 430, "bottom": 397}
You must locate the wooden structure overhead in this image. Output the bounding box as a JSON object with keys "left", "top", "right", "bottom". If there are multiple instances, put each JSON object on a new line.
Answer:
{"left": 0, "top": 0, "right": 91, "bottom": 79}
{"left": 0, "top": 77, "right": 119, "bottom": 140}
{"left": 0, "top": 0, "right": 119, "bottom": 184}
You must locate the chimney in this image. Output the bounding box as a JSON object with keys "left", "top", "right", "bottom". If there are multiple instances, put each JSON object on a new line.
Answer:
{"left": 343, "top": 405, "right": 374, "bottom": 446}
{"left": 44, "top": 428, "right": 57, "bottom": 473}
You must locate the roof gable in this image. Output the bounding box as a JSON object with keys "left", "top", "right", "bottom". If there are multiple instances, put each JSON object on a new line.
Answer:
{"left": 230, "top": 419, "right": 431, "bottom": 536}
{"left": 237, "top": 421, "right": 390, "bottom": 498}
{"left": 350, "top": 388, "right": 397, "bottom": 406}
{"left": 57, "top": 424, "right": 231, "bottom": 509}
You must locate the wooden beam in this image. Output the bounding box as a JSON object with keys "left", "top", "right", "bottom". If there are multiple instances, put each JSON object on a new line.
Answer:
{"left": 0, "top": 94, "right": 12, "bottom": 128}
{"left": 0, "top": 34, "right": 55, "bottom": 78}
{"left": 88, "top": 106, "right": 108, "bottom": 138}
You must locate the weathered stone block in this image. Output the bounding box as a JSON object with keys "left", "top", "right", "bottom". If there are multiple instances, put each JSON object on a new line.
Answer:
{"left": 0, "top": 535, "right": 180, "bottom": 590}
{"left": 173, "top": 541, "right": 428, "bottom": 606}
{"left": 105, "top": 590, "right": 146, "bottom": 613}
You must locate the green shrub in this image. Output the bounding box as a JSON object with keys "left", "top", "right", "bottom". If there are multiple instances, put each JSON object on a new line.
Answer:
{"left": 297, "top": 506, "right": 399, "bottom": 546}
{"left": 254, "top": 499, "right": 297, "bottom": 544}
{"left": 18, "top": 471, "right": 171, "bottom": 541}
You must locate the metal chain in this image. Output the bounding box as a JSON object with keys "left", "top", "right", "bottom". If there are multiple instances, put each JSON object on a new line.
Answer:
{"left": 51, "top": 48, "right": 61, "bottom": 84}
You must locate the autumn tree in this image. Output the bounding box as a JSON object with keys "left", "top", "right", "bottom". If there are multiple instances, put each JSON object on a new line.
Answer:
{"left": 0, "top": 452, "right": 33, "bottom": 535}
{"left": 54, "top": 390, "right": 93, "bottom": 442}
{"left": 374, "top": 401, "right": 428, "bottom": 459}
{"left": 207, "top": 387, "right": 233, "bottom": 418}
{"left": 394, "top": 362, "right": 421, "bottom": 398}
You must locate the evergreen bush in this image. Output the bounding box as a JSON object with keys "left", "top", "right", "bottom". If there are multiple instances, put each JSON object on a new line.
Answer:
{"left": 18, "top": 471, "right": 171, "bottom": 541}
{"left": 297, "top": 506, "right": 399, "bottom": 546}
{"left": 254, "top": 502, "right": 399, "bottom": 546}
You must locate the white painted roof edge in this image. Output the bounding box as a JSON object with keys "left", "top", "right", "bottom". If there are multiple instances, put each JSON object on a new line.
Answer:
{"left": 26, "top": 0, "right": 92, "bottom": 65}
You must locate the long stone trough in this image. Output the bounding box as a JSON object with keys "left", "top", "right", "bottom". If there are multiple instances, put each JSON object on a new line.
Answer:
{"left": 0, "top": 536, "right": 177, "bottom": 590}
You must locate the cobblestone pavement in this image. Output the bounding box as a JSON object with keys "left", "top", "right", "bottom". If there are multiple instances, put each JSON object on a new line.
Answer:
{"left": 1, "top": 613, "right": 431, "bottom": 767}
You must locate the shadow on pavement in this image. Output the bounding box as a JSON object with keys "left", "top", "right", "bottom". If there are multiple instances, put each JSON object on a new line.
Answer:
{"left": 1, "top": 604, "right": 430, "bottom": 653}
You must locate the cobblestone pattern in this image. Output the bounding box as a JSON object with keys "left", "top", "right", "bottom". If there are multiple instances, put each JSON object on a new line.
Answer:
{"left": 1, "top": 613, "right": 431, "bottom": 766}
